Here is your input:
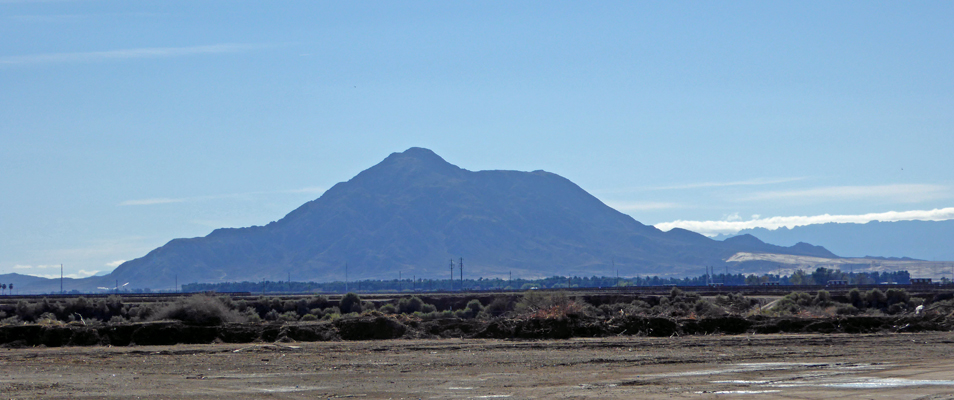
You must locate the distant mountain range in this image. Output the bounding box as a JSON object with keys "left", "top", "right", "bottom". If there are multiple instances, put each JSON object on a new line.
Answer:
{"left": 9, "top": 148, "right": 837, "bottom": 293}
{"left": 716, "top": 220, "right": 954, "bottom": 261}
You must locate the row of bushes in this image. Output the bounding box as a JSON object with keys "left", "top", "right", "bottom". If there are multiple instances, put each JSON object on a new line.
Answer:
{"left": 1, "top": 288, "right": 949, "bottom": 327}
{"left": 771, "top": 288, "right": 924, "bottom": 316}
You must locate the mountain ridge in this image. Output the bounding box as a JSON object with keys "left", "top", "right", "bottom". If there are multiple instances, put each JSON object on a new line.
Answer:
{"left": 718, "top": 219, "right": 954, "bottom": 261}
{"left": 21, "top": 148, "right": 837, "bottom": 292}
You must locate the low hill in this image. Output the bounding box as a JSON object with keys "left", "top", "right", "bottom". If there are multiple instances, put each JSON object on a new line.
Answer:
{"left": 719, "top": 219, "right": 954, "bottom": 261}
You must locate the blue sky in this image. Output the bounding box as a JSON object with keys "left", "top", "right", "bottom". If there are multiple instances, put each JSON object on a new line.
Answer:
{"left": 2, "top": 1, "right": 953, "bottom": 278}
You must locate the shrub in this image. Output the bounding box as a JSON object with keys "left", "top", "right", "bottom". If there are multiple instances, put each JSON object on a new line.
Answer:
{"left": 300, "top": 313, "right": 318, "bottom": 321}
{"left": 264, "top": 309, "right": 281, "bottom": 321}
{"left": 379, "top": 304, "right": 397, "bottom": 314}
{"left": 279, "top": 311, "right": 300, "bottom": 322}
{"left": 340, "top": 293, "right": 362, "bottom": 314}
{"left": 465, "top": 299, "right": 484, "bottom": 313}
{"left": 669, "top": 287, "right": 684, "bottom": 298}
{"left": 397, "top": 296, "right": 425, "bottom": 314}
{"left": 456, "top": 299, "right": 484, "bottom": 319}
{"left": 693, "top": 299, "right": 726, "bottom": 318}
{"left": 714, "top": 293, "right": 757, "bottom": 314}
{"left": 813, "top": 290, "right": 833, "bottom": 307}
{"left": 848, "top": 288, "right": 863, "bottom": 308}
{"left": 244, "top": 308, "right": 262, "bottom": 322}
{"left": 38, "top": 312, "right": 60, "bottom": 324}
{"left": 866, "top": 289, "right": 887, "bottom": 309}
{"left": 783, "top": 292, "right": 812, "bottom": 307}
{"left": 15, "top": 300, "right": 37, "bottom": 322}
{"left": 151, "top": 294, "right": 245, "bottom": 326}
{"left": 885, "top": 289, "right": 909, "bottom": 306}
{"left": 361, "top": 301, "right": 377, "bottom": 312}
{"left": 771, "top": 298, "right": 800, "bottom": 315}
{"left": 483, "top": 297, "right": 511, "bottom": 317}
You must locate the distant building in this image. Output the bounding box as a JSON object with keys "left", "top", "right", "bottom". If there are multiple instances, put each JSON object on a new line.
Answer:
{"left": 826, "top": 280, "right": 848, "bottom": 286}
{"left": 911, "top": 278, "right": 933, "bottom": 285}
{"left": 761, "top": 282, "right": 780, "bottom": 286}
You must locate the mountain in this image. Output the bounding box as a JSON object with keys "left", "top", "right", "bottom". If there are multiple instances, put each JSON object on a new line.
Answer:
{"left": 718, "top": 220, "right": 954, "bottom": 261}
{"left": 20, "top": 148, "right": 836, "bottom": 292}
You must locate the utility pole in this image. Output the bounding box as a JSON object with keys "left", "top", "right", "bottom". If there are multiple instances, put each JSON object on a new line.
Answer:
{"left": 345, "top": 263, "right": 349, "bottom": 293}
{"left": 459, "top": 257, "right": 463, "bottom": 291}
{"left": 175, "top": 275, "right": 178, "bottom": 293}
{"left": 450, "top": 259, "right": 454, "bottom": 291}
{"left": 60, "top": 264, "right": 64, "bottom": 294}
{"left": 613, "top": 258, "right": 617, "bottom": 288}
{"left": 509, "top": 271, "right": 512, "bottom": 289}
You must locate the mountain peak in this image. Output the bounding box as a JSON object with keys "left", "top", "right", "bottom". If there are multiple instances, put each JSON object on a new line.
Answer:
{"left": 63, "top": 148, "right": 842, "bottom": 291}
{"left": 382, "top": 147, "right": 453, "bottom": 168}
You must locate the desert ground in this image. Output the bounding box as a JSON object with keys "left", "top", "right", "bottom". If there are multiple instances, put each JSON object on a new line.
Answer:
{"left": 2, "top": 332, "right": 953, "bottom": 399}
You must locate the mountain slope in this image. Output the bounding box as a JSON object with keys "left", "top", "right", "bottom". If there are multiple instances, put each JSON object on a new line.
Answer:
{"left": 720, "top": 220, "right": 954, "bottom": 261}
{"left": 38, "top": 148, "right": 836, "bottom": 291}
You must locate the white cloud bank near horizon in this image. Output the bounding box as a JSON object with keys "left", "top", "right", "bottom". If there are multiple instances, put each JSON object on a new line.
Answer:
{"left": 9, "top": 265, "right": 99, "bottom": 279}
{"left": 655, "top": 207, "right": 954, "bottom": 237}
{"left": 31, "top": 270, "right": 100, "bottom": 279}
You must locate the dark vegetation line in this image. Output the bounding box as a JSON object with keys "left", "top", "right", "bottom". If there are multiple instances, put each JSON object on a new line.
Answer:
{"left": 1, "top": 286, "right": 953, "bottom": 347}
{"left": 179, "top": 268, "right": 915, "bottom": 294}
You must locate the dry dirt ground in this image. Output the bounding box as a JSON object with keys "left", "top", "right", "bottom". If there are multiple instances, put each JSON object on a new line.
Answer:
{"left": 2, "top": 333, "right": 954, "bottom": 399}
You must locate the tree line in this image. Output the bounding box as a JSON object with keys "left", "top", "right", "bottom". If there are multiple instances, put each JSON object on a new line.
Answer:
{"left": 181, "top": 267, "right": 914, "bottom": 294}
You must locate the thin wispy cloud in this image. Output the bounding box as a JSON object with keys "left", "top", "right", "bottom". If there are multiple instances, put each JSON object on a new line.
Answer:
{"left": 12, "top": 264, "right": 60, "bottom": 270}
{"left": 597, "top": 177, "right": 806, "bottom": 194}
{"left": 7, "top": 12, "right": 163, "bottom": 22}
{"left": 742, "top": 184, "right": 951, "bottom": 203}
{"left": 0, "top": 43, "right": 261, "bottom": 66}
{"left": 6, "top": 14, "right": 87, "bottom": 22}
{"left": 0, "top": 0, "right": 80, "bottom": 3}
{"left": 105, "top": 260, "right": 125, "bottom": 268}
{"left": 119, "top": 198, "right": 185, "bottom": 206}
{"left": 605, "top": 201, "right": 683, "bottom": 212}
{"left": 650, "top": 177, "right": 807, "bottom": 191}
{"left": 655, "top": 207, "right": 954, "bottom": 237}
{"left": 119, "top": 187, "right": 325, "bottom": 206}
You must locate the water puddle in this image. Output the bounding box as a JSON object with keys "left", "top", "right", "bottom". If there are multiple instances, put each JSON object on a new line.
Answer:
{"left": 699, "top": 362, "right": 954, "bottom": 393}
{"left": 696, "top": 390, "right": 781, "bottom": 395}
{"left": 814, "top": 378, "right": 954, "bottom": 389}
{"left": 253, "top": 385, "right": 325, "bottom": 393}
{"left": 646, "top": 362, "right": 868, "bottom": 378}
